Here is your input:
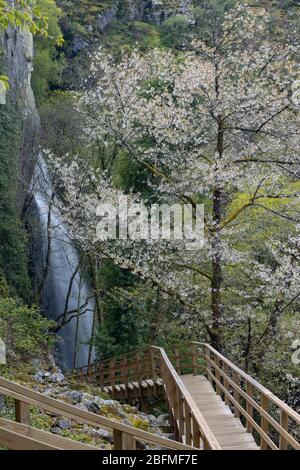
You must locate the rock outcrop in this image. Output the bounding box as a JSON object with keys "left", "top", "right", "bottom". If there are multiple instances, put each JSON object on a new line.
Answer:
{"left": 0, "top": 27, "right": 40, "bottom": 212}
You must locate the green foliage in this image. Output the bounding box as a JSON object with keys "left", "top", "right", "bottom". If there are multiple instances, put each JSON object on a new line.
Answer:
{"left": 102, "top": 20, "right": 163, "bottom": 55}
{"left": 0, "top": 0, "right": 48, "bottom": 35}
{"left": 193, "top": 0, "right": 236, "bottom": 44}
{"left": 0, "top": 270, "right": 9, "bottom": 298}
{"left": 0, "top": 297, "right": 55, "bottom": 364}
{"left": 94, "top": 261, "right": 142, "bottom": 360}
{"left": 32, "top": 0, "right": 65, "bottom": 106}
{"left": 161, "top": 15, "right": 190, "bottom": 49}
{"left": 0, "top": 100, "right": 31, "bottom": 300}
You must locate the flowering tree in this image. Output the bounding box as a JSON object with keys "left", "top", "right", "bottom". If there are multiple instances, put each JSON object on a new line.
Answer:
{"left": 48, "top": 5, "right": 300, "bottom": 362}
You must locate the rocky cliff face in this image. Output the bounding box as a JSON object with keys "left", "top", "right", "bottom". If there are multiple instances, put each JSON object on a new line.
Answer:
{"left": 0, "top": 27, "right": 40, "bottom": 212}
{"left": 96, "top": 0, "right": 194, "bottom": 33}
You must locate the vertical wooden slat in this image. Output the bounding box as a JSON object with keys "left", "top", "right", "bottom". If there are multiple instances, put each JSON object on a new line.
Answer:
{"left": 232, "top": 371, "right": 240, "bottom": 418}
{"left": 136, "top": 351, "right": 142, "bottom": 397}
{"left": 113, "top": 429, "right": 122, "bottom": 449}
{"left": 279, "top": 410, "right": 288, "bottom": 450}
{"left": 122, "top": 356, "right": 129, "bottom": 399}
{"left": 175, "top": 347, "right": 181, "bottom": 375}
{"left": 206, "top": 345, "right": 212, "bottom": 384}
{"left": 109, "top": 357, "right": 116, "bottom": 399}
{"left": 122, "top": 432, "right": 136, "bottom": 450}
{"left": 150, "top": 347, "right": 158, "bottom": 397}
{"left": 215, "top": 355, "right": 221, "bottom": 396}
{"left": 246, "top": 382, "right": 254, "bottom": 433}
{"left": 223, "top": 363, "right": 230, "bottom": 405}
{"left": 15, "top": 400, "right": 30, "bottom": 425}
{"left": 192, "top": 416, "right": 200, "bottom": 448}
{"left": 184, "top": 400, "right": 191, "bottom": 446}
{"left": 98, "top": 362, "right": 103, "bottom": 387}
{"left": 261, "top": 394, "right": 270, "bottom": 450}
{"left": 191, "top": 343, "right": 197, "bottom": 376}
{"left": 177, "top": 389, "right": 184, "bottom": 441}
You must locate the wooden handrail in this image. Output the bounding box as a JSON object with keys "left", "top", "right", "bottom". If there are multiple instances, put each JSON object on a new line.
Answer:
{"left": 0, "top": 376, "right": 195, "bottom": 450}
{"left": 193, "top": 342, "right": 300, "bottom": 450}
{"left": 150, "top": 346, "right": 221, "bottom": 450}
{"left": 74, "top": 342, "right": 300, "bottom": 451}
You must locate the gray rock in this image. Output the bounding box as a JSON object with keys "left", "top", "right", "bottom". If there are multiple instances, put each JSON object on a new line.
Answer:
{"left": 156, "top": 414, "right": 170, "bottom": 427}
{"left": 0, "top": 395, "right": 6, "bottom": 412}
{"left": 102, "top": 399, "right": 118, "bottom": 407}
{"left": 50, "top": 427, "right": 61, "bottom": 435}
{"left": 49, "top": 372, "right": 65, "bottom": 384}
{"left": 72, "top": 34, "right": 89, "bottom": 55}
{"left": 69, "top": 390, "right": 83, "bottom": 404}
{"left": 57, "top": 419, "right": 71, "bottom": 430}
{"left": 91, "top": 428, "right": 113, "bottom": 442}
{"left": 33, "top": 371, "right": 47, "bottom": 383}
{"left": 87, "top": 401, "right": 100, "bottom": 414}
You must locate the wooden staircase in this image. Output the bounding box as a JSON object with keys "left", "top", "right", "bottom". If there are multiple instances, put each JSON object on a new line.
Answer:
{"left": 0, "top": 376, "right": 194, "bottom": 450}
{"left": 75, "top": 342, "right": 300, "bottom": 451}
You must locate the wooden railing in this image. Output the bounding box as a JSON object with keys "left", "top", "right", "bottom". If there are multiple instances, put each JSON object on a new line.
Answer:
{"left": 75, "top": 342, "right": 300, "bottom": 451}
{"left": 150, "top": 346, "right": 221, "bottom": 450}
{"left": 75, "top": 348, "right": 155, "bottom": 397}
{"left": 193, "top": 343, "right": 300, "bottom": 451}
{"left": 0, "top": 376, "right": 195, "bottom": 450}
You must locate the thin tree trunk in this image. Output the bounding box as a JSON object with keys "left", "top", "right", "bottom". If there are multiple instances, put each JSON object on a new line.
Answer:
{"left": 35, "top": 192, "right": 54, "bottom": 304}
{"left": 210, "top": 117, "right": 224, "bottom": 351}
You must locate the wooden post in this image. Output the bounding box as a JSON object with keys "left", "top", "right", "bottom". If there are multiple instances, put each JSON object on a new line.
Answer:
{"left": 246, "top": 382, "right": 254, "bottom": 433}
{"left": 232, "top": 371, "right": 240, "bottom": 418}
{"left": 136, "top": 351, "right": 142, "bottom": 396}
{"left": 205, "top": 345, "right": 212, "bottom": 384}
{"left": 175, "top": 347, "right": 181, "bottom": 375}
{"left": 224, "top": 363, "right": 230, "bottom": 405}
{"left": 192, "top": 416, "right": 200, "bottom": 448}
{"left": 15, "top": 400, "right": 30, "bottom": 425}
{"left": 261, "top": 394, "right": 270, "bottom": 450}
{"left": 98, "top": 362, "right": 104, "bottom": 388}
{"left": 191, "top": 343, "right": 197, "bottom": 376}
{"left": 150, "top": 348, "right": 158, "bottom": 397}
{"left": 113, "top": 429, "right": 135, "bottom": 450}
{"left": 215, "top": 355, "right": 221, "bottom": 396}
{"left": 109, "top": 358, "right": 116, "bottom": 399}
{"left": 122, "top": 356, "right": 129, "bottom": 399}
{"left": 279, "top": 410, "right": 288, "bottom": 450}
{"left": 177, "top": 389, "right": 184, "bottom": 441}
{"left": 184, "top": 400, "right": 191, "bottom": 446}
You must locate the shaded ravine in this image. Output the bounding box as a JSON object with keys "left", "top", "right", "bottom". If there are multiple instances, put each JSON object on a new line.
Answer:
{"left": 30, "top": 155, "right": 95, "bottom": 370}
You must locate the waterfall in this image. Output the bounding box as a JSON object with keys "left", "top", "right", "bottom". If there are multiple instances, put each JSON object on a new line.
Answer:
{"left": 30, "top": 155, "right": 95, "bottom": 370}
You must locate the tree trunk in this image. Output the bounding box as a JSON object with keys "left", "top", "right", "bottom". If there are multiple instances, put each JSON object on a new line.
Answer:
{"left": 210, "top": 118, "right": 224, "bottom": 351}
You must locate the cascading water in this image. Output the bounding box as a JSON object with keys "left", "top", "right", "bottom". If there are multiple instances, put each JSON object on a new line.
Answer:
{"left": 30, "top": 155, "right": 95, "bottom": 370}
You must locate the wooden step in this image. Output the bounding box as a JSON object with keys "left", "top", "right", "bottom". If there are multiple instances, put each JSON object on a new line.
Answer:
{"left": 180, "top": 374, "right": 260, "bottom": 450}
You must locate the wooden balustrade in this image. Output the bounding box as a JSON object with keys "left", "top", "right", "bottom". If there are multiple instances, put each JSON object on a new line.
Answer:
{"left": 73, "top": 341, "right": 300, "bottom": 451}
{"left": 0, "top": 376, "right": 195, "bottom": 451}
{"left": 150, "top": 346, "right": 221, "bottom": 450}
{"left": 75, "top": 348, "right": 155, "bottom": 395}
{"left": 193, "top": 342, "right": 300, "bottom": 451}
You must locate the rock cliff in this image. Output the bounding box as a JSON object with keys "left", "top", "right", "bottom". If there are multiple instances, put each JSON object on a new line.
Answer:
{"left": 0, "top": 27, "right": 40, "bottom": 212}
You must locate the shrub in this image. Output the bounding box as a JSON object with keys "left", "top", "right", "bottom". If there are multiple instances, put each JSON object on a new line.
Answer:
{"left": 0, "top": 297, "right": 55, "bottom": 364}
